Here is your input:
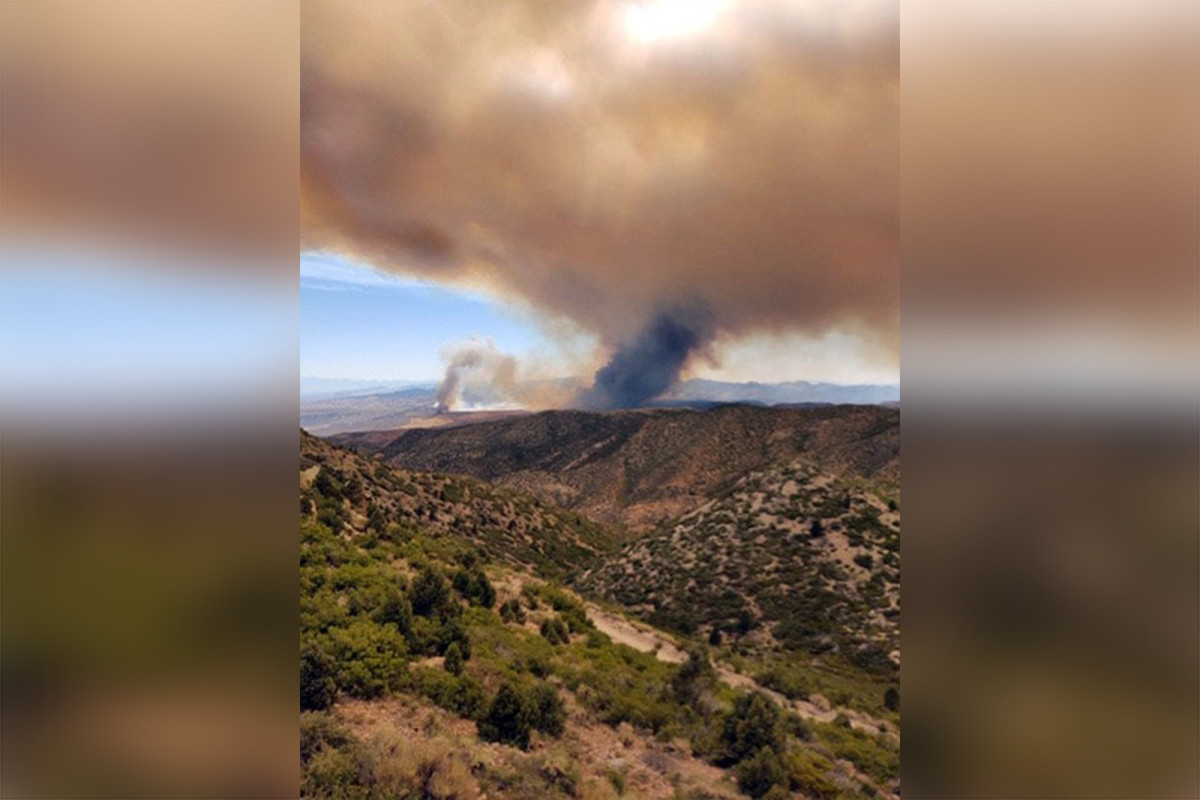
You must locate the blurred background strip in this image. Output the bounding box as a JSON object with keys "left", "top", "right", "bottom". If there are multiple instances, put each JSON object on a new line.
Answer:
{"left": 903, "top": 1, "right": 1199, "bottom": 797}
{"left": 1, "top": 2, "right": 299, "bottom": 797}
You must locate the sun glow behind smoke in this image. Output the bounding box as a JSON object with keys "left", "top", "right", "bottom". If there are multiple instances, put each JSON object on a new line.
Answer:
{"left": 623, "top": 0, "right": 732, "bottom": 44}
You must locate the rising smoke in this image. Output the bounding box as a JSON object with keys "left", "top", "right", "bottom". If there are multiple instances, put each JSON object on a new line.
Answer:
{"left": 435, "top": 339, "right": 579, "bottom": 413}
{"left": 577, "top": 306, "right": 714, "bottom": 410}
{"left": 435, "top": 340, "right": 518, "bottom": 413}
{"left": 302, "top": 0, "right": 899, "bottom": 406}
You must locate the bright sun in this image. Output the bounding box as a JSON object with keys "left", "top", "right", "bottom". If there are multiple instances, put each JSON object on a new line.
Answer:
{"left": 623, "top": 0, "right": 732, "bottom": 44}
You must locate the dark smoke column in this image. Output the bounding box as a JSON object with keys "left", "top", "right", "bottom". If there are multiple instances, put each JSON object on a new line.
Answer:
{"left": 577, "top": 306, "right": 714, "bottom": 410}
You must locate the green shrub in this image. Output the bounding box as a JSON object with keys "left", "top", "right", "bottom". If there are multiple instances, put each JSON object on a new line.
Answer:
{"left": 317, "top": 501, "right": 348, "bottom": 532}
{"left": 671, "top": 646, "right": 715, "bottom": 704}
{"left": 540, "top": 616, "right": 570, "bottom": 645}
{"left": 437, "top": 617, "right": 472, "bottom": 660}
{"left": 585, "top": 629, "right": 612, "bottom": 649}
{"left": 303, "top": 744, "right": 364, "bottom": 800}
{"left": 785, "top": 748, "right": 840, "bottom": 799}
{"left": 499, "top": 598, "right": 526, "bottom": 624}
{"left": 884, "top": 686, "right": 899, "bottom": 712}
{"left": 816, "top": 723, "right": 899, "bottom": 785}
{"left": 454, "top": 567, "right": 497, "bottom": 608}
{"left": 478, "top": 682, "right": 534, "bottom": 749}
{"left": 783, "top": 712, "right": 812, "bottom": 741}
{"left": 300, "top": 644, "right": 337, "bottom": 711}
{"left": 528, "top": 682, "right": 566, "bottom": 738}
{"left": 756, "top": 667, "right": 811, "bottom": 701}
{"left": 736, "top": 747, "right": 790, "bottom": 798}
{"left": 325, "top": 620, "right": 408, "bottom": 699}
{"left": 444, "top": 642, "right": 464, "bottom": 676}
{"left": 373, "top": 588, "right": 413, "bottom": 634}
{"left": 300, "top": 711, "right": 354, "bottom": 764}
{"left": 413, "top": 668, "right": 487, "bottom": 718}
{"left": 367, "top": 503, "right": 388, "bottom": 532}
{"left": 313, "top": 468, "right": 343, "bottom": 500}
{"left": 410, "top": 566, "right": 452, "bottom": 617}
{"left": 721, "top": 693, "right": 784, "bottom": 764}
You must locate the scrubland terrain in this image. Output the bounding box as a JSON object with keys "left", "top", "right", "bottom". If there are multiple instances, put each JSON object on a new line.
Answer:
{"left": 354, "top": 404, "right": 898, "bottom": 533}
{"left": 577, "top": 459, "right": 900, "bottom": 668}
{"left": 301, "top": 405, "right": 899, "bottom": 799}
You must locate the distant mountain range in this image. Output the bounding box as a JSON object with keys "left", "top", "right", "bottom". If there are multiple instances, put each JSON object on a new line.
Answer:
{"left": 667, "top": 379, "right": 899, "bottom": 406}
{"left": 301, "top": 377, "right": 899, "bottom": 435}
{"left": 300, "top": 377, "right": 436, "bottom": 398}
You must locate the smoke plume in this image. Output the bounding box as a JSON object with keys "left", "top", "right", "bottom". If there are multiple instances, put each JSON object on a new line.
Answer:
{"left": 435, "top": 341, "right": 518, "bottom": 413}
{"left": 578, "top": 306, "right": 714, "bottom": 410}
{"left": 302, "top": 0, "right": 899, "bottom": 403}
{"left": 435, "top": 339, "right": 578, "bottom": 412}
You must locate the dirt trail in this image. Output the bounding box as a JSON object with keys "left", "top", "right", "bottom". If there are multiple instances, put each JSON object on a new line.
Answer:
{"left": 585, "top": 603, "right": 894, "bottom": 741}
{"left": 300, "top": 465, "right": 320, "bottom": 489}
{"left": 586, "top": 604, "right": 687, "bottom": 663}
{"left": 584, "top": 603, "right": 898, "bottom": 798}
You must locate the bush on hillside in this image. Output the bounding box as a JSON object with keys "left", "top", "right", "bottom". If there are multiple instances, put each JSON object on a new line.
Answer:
{"left": 721, "top": 692, "right": 785, "bottom": 764}
{"left": 301, "top": 644, "right": 337, "bottom": 711}
{"left": 672, "top": 646, "right": 716, "bottom": 704}
{"left": 478, "top": 682, "right": 534, "bottom": 749}
{"left": 374, "top": 587, "right": 413, "bottom": 634}
{"left": 443, "top": 642, "right": 464, "bottom": 676}
{"left": 540, "top": 616, "right": 570, "bottom": 645}
{"left": 499, "top": 598, "right": 526, "bottom": 624}
{"left": 736, "top": 747, "right": 790, "bottom": 799}
{"left": 454, "top": 567, "right": 497, "bottom": 608}
{"left": 528, "top": 682, "right": 566, "bottom": 738}
{"left": 324, "top": 620, "right": 408, "bottom": 699}
{"left": 410, "top": 567, "right": 452, "bottom": 617}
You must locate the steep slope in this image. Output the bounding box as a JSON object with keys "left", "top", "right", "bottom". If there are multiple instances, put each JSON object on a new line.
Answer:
{"left": 299, "top": 432, "right": 899, "bottom": 800}
{"left": 575, "top": 459, "right": 900, "bottom": 670}
{"left": 370, "top": 404, "right": 899, "bottom": 532}
{"left": 301, "top": 430, "right": 617, "bottom": 578}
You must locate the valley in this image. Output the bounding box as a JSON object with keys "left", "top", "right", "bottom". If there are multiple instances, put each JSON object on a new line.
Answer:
{"left": 301, "top": 403, "right": 900, "bottom": 799}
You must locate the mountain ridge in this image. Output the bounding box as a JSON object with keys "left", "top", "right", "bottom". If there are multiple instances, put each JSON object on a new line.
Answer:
{"left": 365, "top": 404, "right": 899, "bottom": 533}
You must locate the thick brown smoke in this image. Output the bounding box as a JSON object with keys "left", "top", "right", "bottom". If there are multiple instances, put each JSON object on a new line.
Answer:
{"left": 303, "top": 0, "right": 899, "bottom": 400}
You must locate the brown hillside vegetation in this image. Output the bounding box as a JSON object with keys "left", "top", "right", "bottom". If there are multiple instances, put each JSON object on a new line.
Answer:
{"left": 576, "top": 460, "right": 900, "bottom": 670}
{"left": 365, "top": 404, "right": 899, "bottom": 533}
{"left": 300, "top": 434, "right": 900, "bottom": 799}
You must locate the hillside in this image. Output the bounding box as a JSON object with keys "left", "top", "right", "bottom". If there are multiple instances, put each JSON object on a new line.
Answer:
{"left": 300, "top": 431, "right": 900, "bottom": 800}
{"left": 575, "top": 459, "right": 900, "bottom": 671}
{"left": 364, "top": 404, "right": 899, "bottom": 533}
{"left": 301, "top": 430, "right": 617, "bottom": 578}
